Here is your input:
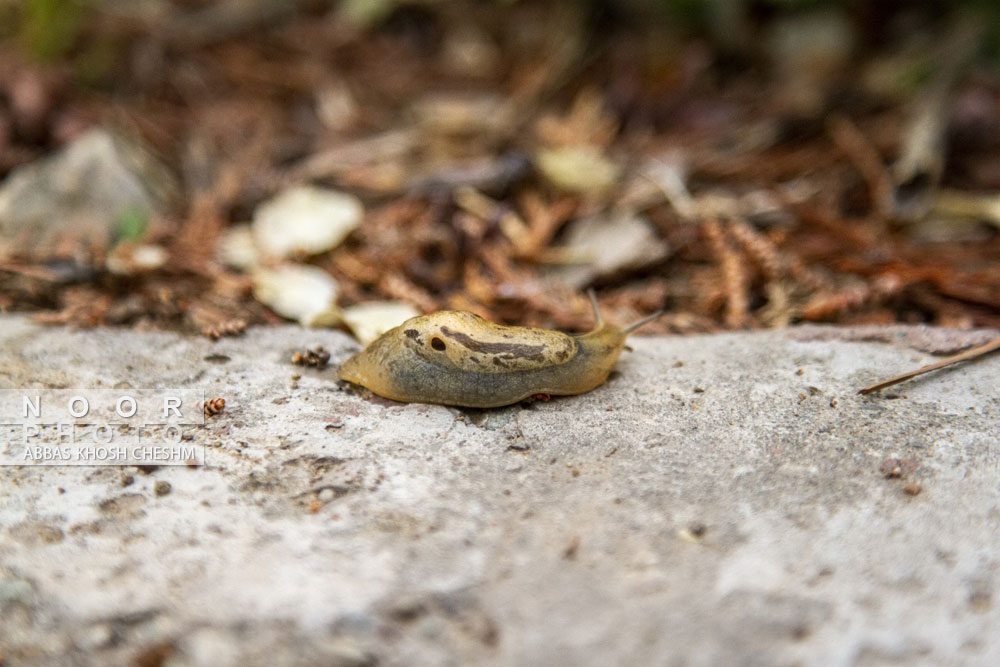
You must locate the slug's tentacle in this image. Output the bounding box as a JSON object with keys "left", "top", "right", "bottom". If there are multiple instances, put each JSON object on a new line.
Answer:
{"left": 587, "top": 288, "right": 661, "bottom": 334}
{"left": 587, "top": 289, "right": 603, "bottom": 327}
{"left": 622, "top": 309, "right": 666, "bottom": 335}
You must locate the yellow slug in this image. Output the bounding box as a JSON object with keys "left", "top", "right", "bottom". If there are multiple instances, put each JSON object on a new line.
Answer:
{"left": 337, "top": 292, "right": 663, "bottom": 408}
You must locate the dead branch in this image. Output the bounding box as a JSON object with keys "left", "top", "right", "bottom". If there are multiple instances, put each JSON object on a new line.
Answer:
{"left": 859, "top": 337, "right": 1000, "bottom": 394}
{"left": 703, "top": 219, "right": 749, "bottom": 328}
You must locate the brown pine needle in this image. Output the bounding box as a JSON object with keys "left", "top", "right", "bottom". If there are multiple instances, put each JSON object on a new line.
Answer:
{"left": 859, "top": 337, "right": 1000, "bottom": 395}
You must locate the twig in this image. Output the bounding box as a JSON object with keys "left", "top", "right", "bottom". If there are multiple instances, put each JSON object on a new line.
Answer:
{"left": 727, "top": 217, "right": 782, "bottom": 280}
{"left": 802, "top": 274, "right": 903, "bottom": 321}
{"left": 801, "top": 284, "right": 871, "bottom": 321}
{"left": 644, "top": 155, "right": 697, "bottom": 221}
{"left": 703, "top": 219, "right": 748, "bottom": 328}
{"left": 825, "top": 114, "right": 893, "bottom": 218}
{"left": 931, "top": 189, "right": 1000, "bottom": 229}
{"left": 286, "top": 129, "right": 418, "bottom": 183}
{"left": 378, "top": 273, "right": 438, "bottom": 313}
{"left": 859, "top": 337, "right": 1000, "bottom": 395}
{"left": 0, "top": 262, "right": 64, "bottom": 282}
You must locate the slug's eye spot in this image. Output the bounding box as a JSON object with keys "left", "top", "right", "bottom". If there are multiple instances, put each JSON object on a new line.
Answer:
{"left": 430, "top": 337, "right": 446, "bottom": 351}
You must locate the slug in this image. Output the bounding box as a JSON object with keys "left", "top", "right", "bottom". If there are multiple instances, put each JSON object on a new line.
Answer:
{"left": 337, "top": 292, "right": 663, "bottom": 408}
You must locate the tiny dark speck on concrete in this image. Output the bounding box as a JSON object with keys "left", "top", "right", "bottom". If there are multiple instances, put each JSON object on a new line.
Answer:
{"left": 155, "top": 481, "right": 172, "bottom": 496}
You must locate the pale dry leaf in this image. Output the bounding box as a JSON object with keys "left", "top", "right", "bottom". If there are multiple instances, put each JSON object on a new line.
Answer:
{"left": 341, "top": 301, "right": 421, "bottom": 345}
{"left": 252, "top": 185, "right": 363, "bottom": 259}
{"left": 548, "top": 213, "right": 669, "bottom": 288}
{"left": 535, "top": 145, "right": 620, "bottom": 194}
{"left": 251, "top": 264, "right": 341, "bottom": 327}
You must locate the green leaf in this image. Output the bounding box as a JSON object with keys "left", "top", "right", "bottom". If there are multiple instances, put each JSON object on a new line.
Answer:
{"left": 114, "top": 208, "right": 149, "bottom": 243}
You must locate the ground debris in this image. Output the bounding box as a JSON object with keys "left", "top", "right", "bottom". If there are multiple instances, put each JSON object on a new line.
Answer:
{"left": 291, "top": 346, "right": 331, "bottom": 369}
{"left": 0, "top": 2, "right": 997, "bottom": 333}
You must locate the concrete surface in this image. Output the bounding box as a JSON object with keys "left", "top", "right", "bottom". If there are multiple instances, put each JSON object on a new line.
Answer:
{"left": 1, "top": 314, "right": 998, "bottom": 667}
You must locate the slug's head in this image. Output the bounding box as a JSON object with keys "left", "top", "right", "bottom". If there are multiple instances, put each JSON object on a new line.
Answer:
{"left": 335, "top": 313, "right": 442, "bottom": 391}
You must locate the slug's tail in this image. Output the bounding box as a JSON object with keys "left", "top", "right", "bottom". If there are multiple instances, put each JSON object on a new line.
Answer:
{"left": 623, "top": 309, "right": 666, "bottom": 335}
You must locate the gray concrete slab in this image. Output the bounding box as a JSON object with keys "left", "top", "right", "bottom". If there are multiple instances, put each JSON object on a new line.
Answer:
{"left": 0, "top": 314, "right": 998, "bottom": 667}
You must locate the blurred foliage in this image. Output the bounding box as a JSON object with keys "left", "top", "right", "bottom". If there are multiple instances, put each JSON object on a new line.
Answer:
{"left": 16, "top": 0, "right": 89, "bottom": 61}
{"left": 968, "top": 0, "right": 1000, "bottom": 63}
{"left": 6, "top": 0, "right": 1000, "bottom": 65}
{"left": 114, "top": 208, "right": 149, "bottom": 244}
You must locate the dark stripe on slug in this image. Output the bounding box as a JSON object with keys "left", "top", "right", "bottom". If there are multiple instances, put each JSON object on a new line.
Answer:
{"left": 440, "top": 326, "right": 548, "bottom": 360}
